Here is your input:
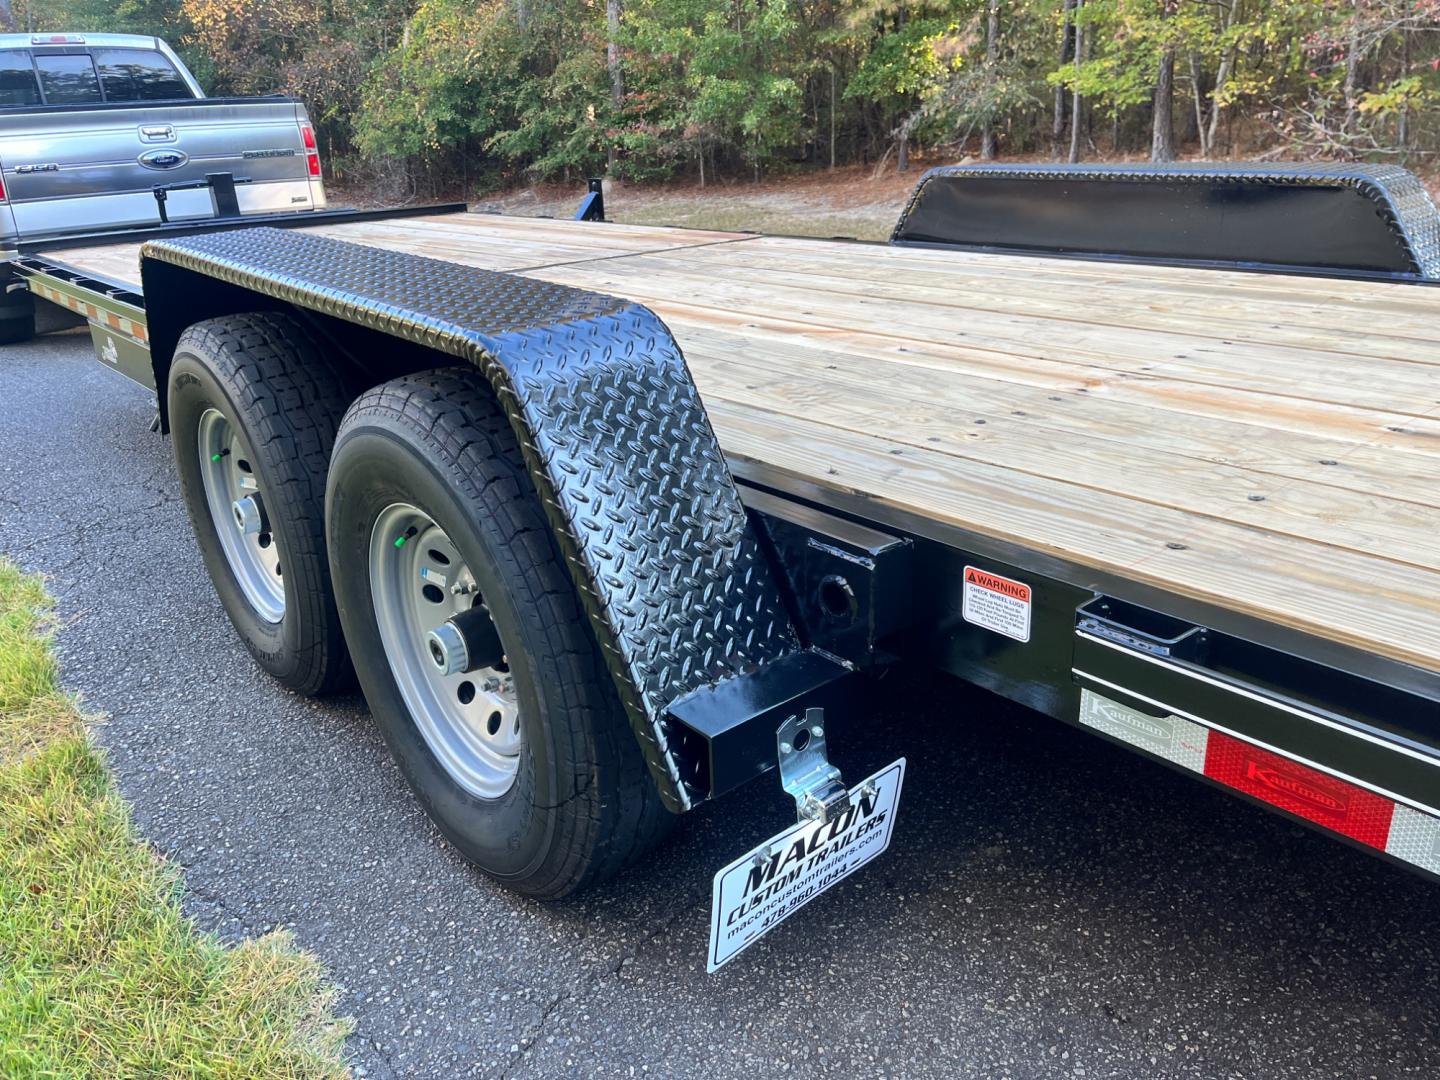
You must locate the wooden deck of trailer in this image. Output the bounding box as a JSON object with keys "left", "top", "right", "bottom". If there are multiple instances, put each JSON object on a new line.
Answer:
{"left": 53, "top": 211, "right": 1440, "bottom": 677}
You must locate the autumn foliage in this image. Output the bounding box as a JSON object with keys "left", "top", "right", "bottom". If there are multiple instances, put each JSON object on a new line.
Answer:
{"left": 11, "top": 0, "right": 1440, "bottom": 193}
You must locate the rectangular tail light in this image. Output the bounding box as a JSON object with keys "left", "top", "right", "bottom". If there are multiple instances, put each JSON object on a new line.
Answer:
{"left": 299, "top": 124, "right": 321, "bottom": 178}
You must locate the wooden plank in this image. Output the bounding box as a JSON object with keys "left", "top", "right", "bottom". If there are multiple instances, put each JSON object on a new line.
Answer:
{"left": 687, "top": 341, "right": 1440, "bottom": 570}
{"left": 662, "top": 239, "right": 1440, "bottom": 364}
{"left": 732, "top": 232, "right": 1440, "bottom": 314}
{"left": 706, "top": 399, "right": 1440, "bottom": 674}
{"left": 636, "top": 292, "right": 1440, "bottom": 455}
{"left": 681, "top": 325, "right": 1440, "bottom": 510}
{"left": 531, "top": 256, "right": 1440, "bottom": 416}
{"left": 51, "top": 212, "right": 756, "bottom": 286}
{"left": 46, "top": 212, "right": 1440, "bottom": 672}
{"left": 310, "top": 214, "right": 752, "bottom": 271}
{"left": 50, "top": 241, "right": 146, "bottom": 284}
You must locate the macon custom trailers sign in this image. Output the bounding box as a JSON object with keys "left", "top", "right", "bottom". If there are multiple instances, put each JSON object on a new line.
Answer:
{"left": 5, "top": 163, "right": 1439, "bottom": 969}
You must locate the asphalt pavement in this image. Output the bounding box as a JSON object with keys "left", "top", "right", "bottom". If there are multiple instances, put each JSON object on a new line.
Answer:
{"left": 2, "top": 331, "right": 1438, "bottom": 1079}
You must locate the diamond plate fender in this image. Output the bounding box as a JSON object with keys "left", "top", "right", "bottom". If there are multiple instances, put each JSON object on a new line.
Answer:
{"left": 892, "top": 161, "right": 1440, "bottom": 279}
{"left": 140, "top": 227, "right": 800, "bottom": 811}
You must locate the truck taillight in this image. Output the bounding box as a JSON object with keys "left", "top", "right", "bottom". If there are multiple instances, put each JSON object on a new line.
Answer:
{"left": 299, "top": 124, "right": 321, "bottom": 179}
{"left": 0, "top": 174, "right": 6, "bottom": 201}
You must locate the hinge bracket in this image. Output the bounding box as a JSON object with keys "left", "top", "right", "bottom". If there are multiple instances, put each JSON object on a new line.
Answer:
{"left": 777, "top": 708, "right": 851, "bottom": 824}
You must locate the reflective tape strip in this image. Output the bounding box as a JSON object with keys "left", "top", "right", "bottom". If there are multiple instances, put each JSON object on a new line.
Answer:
{"left": 1388, "top": 806, "right": 1440, "bottom": 876}
{"left": 1202, "top": 731, "right": 1396, "bottom": 849}
{"left": 1078, "top": 689, "right": 1440, "bottom": 875}
{"left": 26, "top": 281, "right": 148, "bottom": 343}
{"left": 1077, "top": 691, "right": 1208, "bottom": 772}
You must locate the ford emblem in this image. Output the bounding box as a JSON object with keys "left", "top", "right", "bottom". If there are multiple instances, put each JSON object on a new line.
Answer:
{"left": 138, "top": 148, "right": 188, "bottom": 171}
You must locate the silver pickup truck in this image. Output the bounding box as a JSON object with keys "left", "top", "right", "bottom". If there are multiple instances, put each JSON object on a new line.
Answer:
{"left": 0, "top": 32, "right": 326, "bottom": 341}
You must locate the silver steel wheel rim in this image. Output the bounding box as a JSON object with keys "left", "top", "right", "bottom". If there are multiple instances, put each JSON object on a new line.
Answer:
{"left": 369, "top": 503, "right": 521, "bottom": 800}
{"left": 197, "top": 408, "right": 285, "bottom": 623}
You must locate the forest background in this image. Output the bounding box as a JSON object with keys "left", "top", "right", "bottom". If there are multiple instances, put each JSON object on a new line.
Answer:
{"left": 7, "top": 0, "right": 1437, "bottom": 205}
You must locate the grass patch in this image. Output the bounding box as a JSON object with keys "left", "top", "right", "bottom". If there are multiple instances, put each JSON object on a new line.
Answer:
{"left": 612, "top": 199, "right": 895, "bottom": 241}
{"left": 0, "top": 561, "right": 351, "bottom": 1079}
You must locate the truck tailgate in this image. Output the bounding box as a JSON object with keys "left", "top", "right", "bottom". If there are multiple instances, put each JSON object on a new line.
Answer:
{"left": 1, "top": 98, "right": 317, "bottom": 240}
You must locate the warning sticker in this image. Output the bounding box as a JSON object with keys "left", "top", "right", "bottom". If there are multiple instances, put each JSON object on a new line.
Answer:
{"left": 962, "top": 565, "right": 1032, "bottom": 643}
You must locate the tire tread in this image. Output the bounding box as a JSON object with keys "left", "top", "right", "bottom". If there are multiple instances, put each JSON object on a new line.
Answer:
{"left": 174, "top": 312, "right": 354, "bottom": 695}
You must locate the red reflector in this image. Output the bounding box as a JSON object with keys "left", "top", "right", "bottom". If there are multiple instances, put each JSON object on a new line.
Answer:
{"left": 300, "top": 124, "right": 317, "bottom": 150}
{"left": 307, "top": 152, "right": 321, "bottom": 177}
{"left": 0, "top": 174, "right": 6, "bottom": 202}
{"left": 1203, "top": 731, "right": 1395, "bottom": 848}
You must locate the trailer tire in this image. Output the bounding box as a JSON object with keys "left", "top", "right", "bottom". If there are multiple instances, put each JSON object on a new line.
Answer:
{"left": 326, "top": 368, "right": 672, "bottom": 898}
{"left": 168, "top": 312, "right": 354, "bottom": 696}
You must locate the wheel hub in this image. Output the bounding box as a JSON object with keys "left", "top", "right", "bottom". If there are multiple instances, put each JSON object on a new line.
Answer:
{"left": 369, "top": 504, "right": 521, "bottom": 799}
{"left": 427, "top": 620, "right": 469, "bottom": 676}
{"left": 232, "top": 494, "right": 265, "bottom": 536}
{"left": 197, "top": 408, "right": 284, "bottom": 623}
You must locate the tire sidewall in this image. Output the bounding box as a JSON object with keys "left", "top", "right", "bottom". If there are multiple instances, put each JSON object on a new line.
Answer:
{"left": 169, "top": 349, "right": 305, "bottom": 679}
{"left": 328, "top": 423, "right": 563, "bottom": 885}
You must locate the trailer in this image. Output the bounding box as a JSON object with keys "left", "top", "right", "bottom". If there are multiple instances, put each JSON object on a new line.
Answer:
{"left": 6, "top": 163, "right": 1439, "bottom": 970}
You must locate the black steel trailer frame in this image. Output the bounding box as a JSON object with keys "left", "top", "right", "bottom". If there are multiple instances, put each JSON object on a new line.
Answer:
{"left": 733, "top": 462, "right": 1440, "bottom": 879}
{"left": 7, "top": 172, "right": 1439, "bottom": 895}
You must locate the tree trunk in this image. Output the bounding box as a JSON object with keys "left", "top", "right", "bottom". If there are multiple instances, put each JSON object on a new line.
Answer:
{"left": 1067, "top": 0, "right": 1085, "bottom": 163}
{"left": 1398, "top": 27, "right": 1410, "bottom": 151}
{"left": 830, "top": 65, "right": 837, "bottom": 170}
{"left": 1188, "top": 51, "right": 1210, "bottom": 157}
{"left": 1053, "top": 0, "right": 1075, "bottom": 153}
{"left": 1151, "top": 49, "right": 1175, "bottom": 161}
{"left": 898, "top": 131, "right": 909, "bottom": 173}
{"left": 0, "top": 0, "right": 12, "bottom": 32}
{"left": 1149, "top": 0, "right": 1178, "bottom": 162}
{"left": 980, "top": 0, "right": 1000, "bottom": 159}
{"left": 606, "top": 0, "right": 624, "bottom": 170}
{"left": 1205, "top": 0, "right": 1239, "bottom": 156}
{"left": 1342, "top": 0, "right": 1360, "bottom": 140}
